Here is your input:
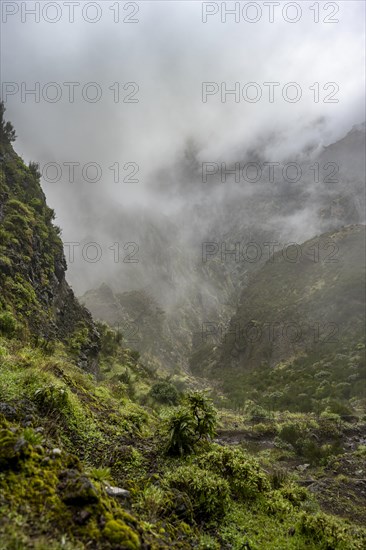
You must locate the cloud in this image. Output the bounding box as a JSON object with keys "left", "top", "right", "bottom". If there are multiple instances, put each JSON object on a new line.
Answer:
{"left": 1, "top": 0, "right": 365, "bottom": 295}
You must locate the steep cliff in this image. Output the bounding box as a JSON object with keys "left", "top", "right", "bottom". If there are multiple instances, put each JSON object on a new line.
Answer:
{"left": 0, "top": 107, "right": 100, "bottom": 374}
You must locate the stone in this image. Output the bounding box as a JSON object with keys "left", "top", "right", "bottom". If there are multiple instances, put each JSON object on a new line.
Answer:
{"left": 0, "top": 402, "right": 17, "bottom": 420}
{"left": 58, "top": 469, "right": 99, "bottom": 505}
{"left": 14, "top": 437, "right": 27, "bottom": 453}
{"left": 51, "top": 448, "right": 62, "bottom": 457}
{"left": 105, "top": 486, "right": 130, "bottom": 499}
{"left": 73, "top": 509, "right": 92, "bottom": 525}
{"left": 22, "top": 421, "right": 33, "bottom": 428}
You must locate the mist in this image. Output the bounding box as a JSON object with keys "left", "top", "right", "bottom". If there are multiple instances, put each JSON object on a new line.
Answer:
{"left": 1, "top": 0, "right": 365, "bottom": 307}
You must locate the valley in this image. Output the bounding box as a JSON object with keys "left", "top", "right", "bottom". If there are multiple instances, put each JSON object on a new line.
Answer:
{"left": 0, "top": 104, "right": 365, "bottom": 548}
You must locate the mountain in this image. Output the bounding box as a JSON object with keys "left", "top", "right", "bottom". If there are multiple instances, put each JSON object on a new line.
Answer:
{"left": 0, "top": 118, "right": 100, "bottom": 374}
{"left": 80, "top": 284, "right": 181, "bottom": 372}
{"left": 202, "top": 224, "right": 365, "bottom": 411}
{"left": 1, "top": 107, "right": 366, "bottom": 549}
{"left": 79, "top": 123, "right": 366, "bottom": 383}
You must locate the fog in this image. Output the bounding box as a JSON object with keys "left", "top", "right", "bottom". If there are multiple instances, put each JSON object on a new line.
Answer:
{"left": 1, "top": 0, "right": 365, "bottom": 307}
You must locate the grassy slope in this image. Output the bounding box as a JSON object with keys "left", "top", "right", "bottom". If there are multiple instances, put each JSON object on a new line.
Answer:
{"left": 0, "top": 136, "right": 99, "bottom": 373}
{"left": 1, "top": 333, "right": 366, "bottom": 549}
{"left": 206, "top": 225, "right": 366, "bottom": 412}
{"left": 1, "top": 117, "right": 366, "bottom": 548}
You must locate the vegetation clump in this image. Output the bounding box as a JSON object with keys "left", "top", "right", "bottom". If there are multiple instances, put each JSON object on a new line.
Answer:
{"left": 164, "top": 391, "right": 217, "bottom": 455}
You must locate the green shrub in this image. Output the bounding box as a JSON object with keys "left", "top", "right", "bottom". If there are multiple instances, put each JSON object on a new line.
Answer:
{"left": 164, "top": 391, "right": 218, "bottom": 456}
{"left": 138, "top": 485, "right": 170, "bottom": 521}
{"left": 278, "top": 422, "right": 304, "bottom": 451}
{"left": 89, "top": 467, "right": 112, "bottom": 483}
{"left": 269, "top": 466, "right": 289, "bottom": 489}
{"left": 97, "top": 322, "right": 121, "bottom": 356}
{"left": 298, "top": 511, "right": 366, "bottom": 549}
{"left": 186, "top": 391, "right": 217, "bottom": 441}
{"left": 278, "top": 484, "right": 309, "bottom": 507}
{"left": 34, "top": 383, "right": 70, "bottom": 414}
{"left": 164, "top": 408, "right": 196, "bottom": 456}
{"left": 150, "top": 380, "right": 179, "bottom": 405}
{"left": 22, "top": 427, "right": 44, "bottom": 446}
{"left": 68, "top": 324, "right": 89, "bottom": 356}
{"left": 166, "top": 464, "right": 230, "bottom": 521}
{"left": 195, "top": 445, "right": 269, "bottom": 500}
{"left": 0, "top": 311, "right": 18, "bottom": 338}
{"left": 246, "top": 402, "right": 269, "bottom": 421}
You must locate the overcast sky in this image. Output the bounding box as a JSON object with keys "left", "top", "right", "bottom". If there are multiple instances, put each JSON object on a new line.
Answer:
{"left": 1, "top": 1, "right": 365, "bottom": 252}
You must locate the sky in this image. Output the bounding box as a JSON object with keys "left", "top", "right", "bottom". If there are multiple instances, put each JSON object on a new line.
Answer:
{"left": 1, "top": 0, "right": 365, "bottom": 293}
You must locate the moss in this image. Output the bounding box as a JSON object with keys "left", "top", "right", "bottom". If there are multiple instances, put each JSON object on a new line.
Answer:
{"left": 103, "top": 519, "right": 140, "bottom": 548}
{"left": 0, "top": 427, "right": 31, "bottom": 469}
{"left": 0, "top": 419, "right": 144, "bottom": 549}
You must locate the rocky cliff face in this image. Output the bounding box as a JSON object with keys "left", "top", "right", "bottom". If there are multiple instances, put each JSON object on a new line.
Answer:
{"left": 216, "top": 224, "right": 365, "bottom": 370}
{"left": 0, "top": 123, "right": 100, "bottom": 374}
{"left": 202, "top": 224, "right": 366, "bottom": 409}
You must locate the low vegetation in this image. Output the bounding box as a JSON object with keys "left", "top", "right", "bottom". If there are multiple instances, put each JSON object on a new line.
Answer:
{"left": 1, "top": 102, "right": 365, "bottom": 549}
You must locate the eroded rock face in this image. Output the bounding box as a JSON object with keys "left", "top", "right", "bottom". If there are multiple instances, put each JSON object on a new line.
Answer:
{"left": 0, "top": 428, "right": 30, "bottom": 470}
{"left": 58, "top": 469, "right": 99, "bottom": 505}
{"left": 0, "top": 138, "right": 100, "bottom": 375}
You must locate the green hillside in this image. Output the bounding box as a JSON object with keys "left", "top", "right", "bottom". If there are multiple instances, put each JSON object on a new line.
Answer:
{"left": 1, "top": 106, "right": 366, "bottom": 549}
{"left": 205, "top": 225, "right": 366, "bottom": 413}
{"left": 0, "top": 107, "right": 99, "bottom": 375}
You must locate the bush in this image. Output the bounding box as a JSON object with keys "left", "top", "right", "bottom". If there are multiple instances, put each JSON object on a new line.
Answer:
{"left": 89, "top": 467, "right": 112, "bottom": 483}
{"left": 247, "top": 402, "right": 269, "bottom": 422}
{"left": 34, "top": 384, "right": 70, "bottom": 415}
{"left": 164, "top": 408, "right": 196, "bottom": 456}
{"left": 278, "top": 422, "right": 304, "bottom": 451}
{"left": 0, "top": 101, "right": 16, "bottom": 143}
{"left": 164, "top": 391, "right": 217, "bottom": 456}
{"left": 278, "top": 484, "right": 309, "bottom": 507}
{"left": 138, "top": 485, "right": 169, "bottom": 521}
{"left": 269, "top": 466, "right": 289, "bottom": 489}
{"left": 298, "top": 511, "right": 366, "bottom": 549}
{"left": 150, "top": 380, "right": 179, "bottom": 405}
{"left": 0, "top": 311, "right": 18, "bottom": 338}
{"left": 166, "top": 464, "right": 230, "bottom": 521}
{"left": 185, "top": 391, "right": 217, "bottom": 441}
{"left": 302, "top": 438, "right": 342, "bottom": 465}
{"left": 22, "top": 427, "right": 44, "bottom": 446}
{"left": 195, "top": 445, "right": 269, "bottom": 500}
